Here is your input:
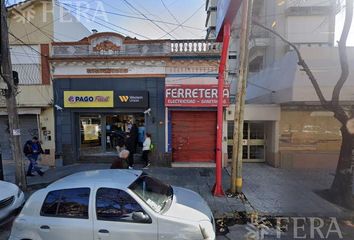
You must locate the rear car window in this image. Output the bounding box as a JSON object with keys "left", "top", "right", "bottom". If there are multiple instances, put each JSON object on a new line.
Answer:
{"left": 41, "top": 188, "right": 90, "bottom": 219}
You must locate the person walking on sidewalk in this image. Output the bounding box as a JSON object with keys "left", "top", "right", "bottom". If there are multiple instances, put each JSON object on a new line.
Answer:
{"left": 142, "top": 133, "right": 152, "bottom": 169}
{"left": 23, "top": 136, "right": 44, "bottom": 177}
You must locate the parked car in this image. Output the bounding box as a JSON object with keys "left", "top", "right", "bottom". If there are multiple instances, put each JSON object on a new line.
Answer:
{"left": 9, "top": 169, "right": 215, "bottom": 240}
{"left": 0, "top": 181, "right": 25, "bottom": 221}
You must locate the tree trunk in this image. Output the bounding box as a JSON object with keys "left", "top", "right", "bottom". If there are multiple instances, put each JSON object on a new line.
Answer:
{"left": 330, "top": 123, "right": 354, "bottom": 209}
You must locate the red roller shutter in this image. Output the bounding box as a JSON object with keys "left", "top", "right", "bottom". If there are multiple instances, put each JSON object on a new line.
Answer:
{"left": 172, "top": 111, "right": 216, "bottom": 162}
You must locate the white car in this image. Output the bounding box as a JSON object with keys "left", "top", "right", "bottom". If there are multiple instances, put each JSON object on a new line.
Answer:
{"left": 0, "top": 181, "right": 25, "bottom": 221}
{"left": 9, "top": 170, "right": 215, "bottom": 240}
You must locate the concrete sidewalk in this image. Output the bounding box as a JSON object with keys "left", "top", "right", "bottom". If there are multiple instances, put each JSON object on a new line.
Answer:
{"left": 238, "top": 163, "right": 353, "bottom": 218}
{"left": 3, "top": 161, "right": 353, "bottom": 219}
{"left": 19, "top": 163, "right": 246, "bottom": 218}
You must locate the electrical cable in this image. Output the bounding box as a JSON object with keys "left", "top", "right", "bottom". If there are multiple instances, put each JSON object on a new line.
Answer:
{"left": 122, "top": 0, "right": 176, "bottom": 39}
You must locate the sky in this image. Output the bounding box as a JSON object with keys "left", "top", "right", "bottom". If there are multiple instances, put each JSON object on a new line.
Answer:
{"left": 6, "top": 0, "right": 354, "bottom": 43}
{"left": 7, "top": 0, "right": 207, "bottom": 40}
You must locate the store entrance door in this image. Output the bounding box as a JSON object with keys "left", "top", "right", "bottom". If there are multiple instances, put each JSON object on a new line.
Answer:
{"left": 79, "top": 113, "right": 145, "bottom": 158}
{"left": 228, "top": 121, "right": 266, "bottom": 162}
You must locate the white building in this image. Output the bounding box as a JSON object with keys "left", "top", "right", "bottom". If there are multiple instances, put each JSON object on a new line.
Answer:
{"left": 207, "top": 0, "right": 352, "bottom": 169}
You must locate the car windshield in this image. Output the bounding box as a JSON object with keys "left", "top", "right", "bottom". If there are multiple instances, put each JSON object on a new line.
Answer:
{"left": 129, "top": 174, "right": 173, "bottom": 213}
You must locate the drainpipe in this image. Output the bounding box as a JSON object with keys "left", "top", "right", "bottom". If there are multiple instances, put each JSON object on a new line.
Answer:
{"left": 212, "top": 23, "right": 231, "bottom": 197}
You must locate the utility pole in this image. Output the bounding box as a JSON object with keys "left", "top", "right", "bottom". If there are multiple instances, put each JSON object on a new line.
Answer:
{"left": 0, "top": 0, "right": 26, "bottom": 189}
{"left": 230, "top": 0, "right": 253, "bottom": 194}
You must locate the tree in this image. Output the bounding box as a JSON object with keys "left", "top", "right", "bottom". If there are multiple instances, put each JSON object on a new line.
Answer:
{"left": 253, "top": 0, "right": 353, "bottom": 209}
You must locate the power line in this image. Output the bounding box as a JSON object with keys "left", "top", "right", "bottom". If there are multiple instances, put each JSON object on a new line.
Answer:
{"left": 57, "top": 1, "right": 204, "bottom": 31}
{"left": 159, "top": 0, "right": 200, "bottom": 38}
{"left": 159, "top": 3, "right": 204, "bottom": 39}
{"left": 122, "top": 0, "right": 176, "bottom": 39}
{"left": 59, "top": 2, "right": 151, "bottom": 40}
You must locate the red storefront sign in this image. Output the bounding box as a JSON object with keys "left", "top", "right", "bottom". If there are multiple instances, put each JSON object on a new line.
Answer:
{"left": 165, "top": 84, "right": 230, "bottom": 107}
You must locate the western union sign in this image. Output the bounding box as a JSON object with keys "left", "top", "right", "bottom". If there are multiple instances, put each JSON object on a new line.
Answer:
{"left": 119, "top": 96, "right": 129, "bottom": 102}
{"left": 64, "top": 91, "right": 114, "bottom": 108}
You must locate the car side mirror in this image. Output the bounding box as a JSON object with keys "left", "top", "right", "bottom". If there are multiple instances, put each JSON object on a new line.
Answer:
{"left": 132, "top": 211, "right": 151, "bottom": 223}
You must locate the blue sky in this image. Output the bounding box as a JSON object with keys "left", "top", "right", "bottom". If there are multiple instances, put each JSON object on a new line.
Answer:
{"left": 7, "top": 0, "right": 354, "bottom": 43}
{"left": 7, "top": 0, "right": 207, "bottom": 39}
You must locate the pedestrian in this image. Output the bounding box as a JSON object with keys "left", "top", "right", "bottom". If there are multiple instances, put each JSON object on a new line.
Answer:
{"left": 110, "top": 149, "right": 130, "bottom": 169}
{"left": 23, "top": 136, "right": 44, "bottom": 177}
{"left": 125, "top": 134, "right": 135, "bottom": 169}
{"left": 142, "top": 133, "right": 152, "bottom": 169}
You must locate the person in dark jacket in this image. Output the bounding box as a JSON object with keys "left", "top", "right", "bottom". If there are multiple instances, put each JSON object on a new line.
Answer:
{"left": 110, "top": 150, "right": 130, "bottom": 169}
{"left": 23, "top": 136, "right": 44, "bottom": 177}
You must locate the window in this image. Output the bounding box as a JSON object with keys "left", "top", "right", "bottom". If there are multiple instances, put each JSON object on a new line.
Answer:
{"left": 129, "top": 175, "right": 173, "bottom": 213}
{"left": 41, "top": 188, "right": 90, "bottom": 219}
{"left": 96, "top": 188, "right": 147, "bottom": 223}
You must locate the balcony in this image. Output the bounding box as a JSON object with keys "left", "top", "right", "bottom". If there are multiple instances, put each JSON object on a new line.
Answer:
{"left": 51, "top": 40, "right": 221, "bottom": 58}
{"left": 170, "top": 40, "right": 221, "bottom": 55}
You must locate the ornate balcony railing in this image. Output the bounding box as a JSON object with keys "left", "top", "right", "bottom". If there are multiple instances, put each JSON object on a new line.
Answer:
{"left": 51, "top": 39, "right": 221, "bottom": 57}
{"left": 170, "top": 39, "right": 221, "bottom": 54}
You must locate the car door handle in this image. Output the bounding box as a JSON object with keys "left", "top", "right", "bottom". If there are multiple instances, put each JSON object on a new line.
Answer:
{"left": 98, "top": 229, "right": 109, "bottom": 234}
{"left": 40, "top": 225, "right": 50, "bottom": 230}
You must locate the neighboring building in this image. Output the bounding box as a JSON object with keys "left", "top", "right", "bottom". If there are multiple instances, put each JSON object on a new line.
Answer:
{"left": 208, "top": 0, "right": 351, "bottom": 170}
{"left": 0, "top": 0, "right": 90, "bottom": 165}
{"left": 50, "top": 33, "right": 222, "bottom": 166}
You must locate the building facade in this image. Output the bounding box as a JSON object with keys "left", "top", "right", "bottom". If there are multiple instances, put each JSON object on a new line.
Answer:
{"left": 207, "top": 0, "right": 351, "bottom": 169}
{"left": 51, "top": 33, "right": 222, "bottom": 166}
{"left": 0, "top": 0, "right": 90, "bottom": 165}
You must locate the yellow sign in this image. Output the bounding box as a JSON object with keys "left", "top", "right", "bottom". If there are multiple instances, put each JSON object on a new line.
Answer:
{"left": 119, "top": 96, "right": 129, "bottom": 102}
{"left": 83, "top": 124, "right": 99, "bottom": 141}
{"left": 64, "top": 91, "right": 114, "bottom": 108}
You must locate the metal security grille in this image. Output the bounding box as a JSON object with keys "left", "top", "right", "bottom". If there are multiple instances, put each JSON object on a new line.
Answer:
{"left": 0, "top": 196, "right": 14, "bottom": 210}
{"left": 12, "top": 64, "right": 41, "bottom": 84}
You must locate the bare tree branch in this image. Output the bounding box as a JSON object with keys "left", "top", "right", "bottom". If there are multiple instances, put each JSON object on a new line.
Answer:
{"left": 332, "top": 0, "right": 353, "bottom": 105}
{"left": 252, "top": 20, "right": 330, "bottom": 108}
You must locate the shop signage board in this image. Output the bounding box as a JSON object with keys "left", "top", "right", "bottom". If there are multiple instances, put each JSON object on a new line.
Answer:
{"left": 116, "top": 91, "right": 149, "bottom": 108}
{"left": 64, "top": 91, "right": 114, "bottom": 108}
{"left": 165, "top": 84, "right": 230, "bottom": 107}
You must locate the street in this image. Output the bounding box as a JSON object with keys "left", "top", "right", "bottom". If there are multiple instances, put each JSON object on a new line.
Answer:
{"left": 1, "top": 0, "right": 354, "bottom": 239}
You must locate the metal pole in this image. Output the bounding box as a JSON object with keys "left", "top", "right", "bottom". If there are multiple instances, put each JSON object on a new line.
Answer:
{"left": 231, "top": 0, "right": 253, "bottom": 194}
{"left": 212, "top": 23, "right": 231, "bottom": 197}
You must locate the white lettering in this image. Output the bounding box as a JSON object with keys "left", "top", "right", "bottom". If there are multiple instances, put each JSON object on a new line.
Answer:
{"left": 185, "top": 88, "right": 192, "bottom": 98}
{"left": 171, "top": 89, "right": 177, "bottom": 98}
{"left": 166, "top": 89, "right": 171, "bottom": 97}
{"left": 325, "top": 218, "right": 343, "bottom": 239}
{"left": 192, "top": 89, "right": 198, "bottom": 98}
{"left": 177, "top": 88, "right": 184, "bottom": 98}
{"left": 211, "top": 89, "right": 218, "bottom": 98}
{"left": 205, "top": 89, "right": 211, "bottom": 98}
{"left": 309, "top": 217, "right": 325, "bottom": 239}
{"left": 293, "top": 217, "right": 306, "bottom": 239}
